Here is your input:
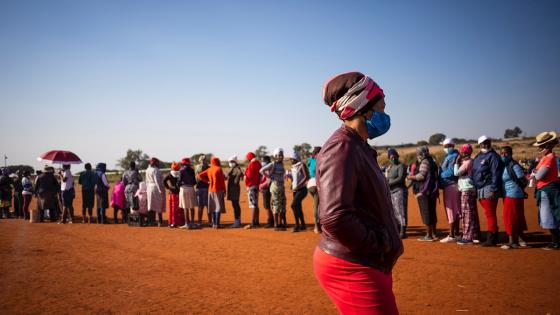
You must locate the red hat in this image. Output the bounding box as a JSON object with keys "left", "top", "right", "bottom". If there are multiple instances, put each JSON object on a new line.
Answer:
{"left": 171, "top": 162, "right": 180, "bottom": 171}
{"left": 181, "top": 157, "right": 190, "bottom": 165}
{"left": 246, "top": 152, "right": 256, "bottom": 160}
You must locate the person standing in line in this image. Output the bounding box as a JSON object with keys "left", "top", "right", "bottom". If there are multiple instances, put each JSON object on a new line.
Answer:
{"left": 454, "top": 144, "right": 481, "bottom": 245}
{"left": 260, "top": 148, "right": 287, "bottom": 231}
{"left": 408, "top": 146, "right": 439, "bottom": 241}
{"left": 79, "top": 163, "right": 97, "bottom": 223}
{"left": 95, "top": 163, "right": 110, "bottom": 224}
{"left": 134, "top": 182, "right": 149, "bottom": 226}
{"left": 439, "top": 138, "right": 461, "bottom": 243}
{"left": 288, "top": 152, "right": 310, "bottom": 233}
{"left": 226, "top": 156, "right": 244, "bottom": 228}
{"left": 472, "top": 135, "right": 504, "bottom": 247}
{"left": 0, "top": 168, "right": 14, "bottom": 219}
{"left": 244, "top": 152, "right": 261, "bottom": 229}
{"left": 12, "top": 171, "right": 24, "bottom": 219}
{"left": 35, "top": 166, "right": 60, "bottom": 222}
{"left": 197, "top": 157, "right": 226, "bottom": 229}
{"left": 314, "top": 71, "right": 402, "bottom": 314}
{"left": 164, "top": 162, "right": 182, "bottom": 228}
{"left": 146, "top": 158, "right": 165, "bottom": 227}
{"left": 122, "top": 161, "right": 142, "bottom": 224}
{"left": 21, "top": 170, "right": 33, "bottom": 220}
{"left": 500, "top": 146, "right": 529, "bottom": 249}
{"left": 195, "top": 155, "right": 211, "bottom": 226}
{"left": 178, "top": 158, "right": 198, "bottom": 229}
{"left": 259, "top": 155, "right": 274, "bottom": 228}
{"left": 529, "top": 131, "right": 560, "bottom": 250}
{"left": 59, "top": 164, "right": 75, "bottom": 224}
{"left": 110, "top": 180, "right": 126, "bottom": 224}
{"left": 307, "top": 147, "right": 322, "bottom": 234}
{"left": 386, "top": 148, "right": 408, "bottom": 239}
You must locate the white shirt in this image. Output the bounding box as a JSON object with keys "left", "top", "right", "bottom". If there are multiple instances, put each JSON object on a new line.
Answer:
{"left": 61, "top": 169, "right": 74, "bottom": 191}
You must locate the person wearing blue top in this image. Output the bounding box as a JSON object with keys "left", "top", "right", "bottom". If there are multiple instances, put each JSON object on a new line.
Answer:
{"left": 500, "top": 146, "right": 528, "bottom": 249}
{"left": 439, "top": 138, "right": 461, "bottom": 243}
{"left": 472, "top": 135, "right": 504, "bottom": 247}
{"left": 307, "top": 146, "right": 321, "bottom": 233}
{"left": 78, "top": 163, "right": 97, "bottom": 224}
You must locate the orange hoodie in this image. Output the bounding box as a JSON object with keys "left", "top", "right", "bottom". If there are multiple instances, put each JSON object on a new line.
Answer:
{"left": 197, "top": 157, "right": 226, "bottom": 192}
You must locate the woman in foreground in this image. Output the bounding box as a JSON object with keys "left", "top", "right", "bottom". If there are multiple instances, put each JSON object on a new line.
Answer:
{"left": 314, "top": 72, "right": 403, "bottom": 314}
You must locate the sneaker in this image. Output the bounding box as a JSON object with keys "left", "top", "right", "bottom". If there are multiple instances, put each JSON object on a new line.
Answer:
{"left": 299, "top": 225, "right": 307, "bottom": 231}
{"left": 313, "top": 227, "right": 320, "bottom": 234}
{"left": 519, "top": 239, "right": 528, "bottom": 247}
{"left": 179, "top": 224, "right": 189, "bottom": 229}
{"left": 418, "top": 235, "right": 434, "bottom": 242}
{"left": 292, "top": 226, "right": 300, "bottom": 233}
{"left": 501, "top": 244, "right": 520, "bottom": 250}
{"left": 264, "top": 222, "right": 274, "bottom": 228}
{"left": 457, "top": 239, "right": 474, "bottom": 245}
{"left": 244, "top": 224, "right": 254, "bottom": 230}
{"left": 440, "top": 236, "right": 457, "bottom": 243}
{"left": 473, "top": 239, "right": 480, "bottom": 244}
{"left": 542, "top": 243, "right": 560, "bottom": 251}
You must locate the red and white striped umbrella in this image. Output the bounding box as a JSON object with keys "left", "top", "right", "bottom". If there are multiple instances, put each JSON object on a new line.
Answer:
{"left": 37, "top": 150, "right": 82, "bottom": 164}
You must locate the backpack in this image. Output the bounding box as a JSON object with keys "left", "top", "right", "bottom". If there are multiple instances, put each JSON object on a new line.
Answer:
{"left": 507, "top": 160, "right": 528, "bottom": 189}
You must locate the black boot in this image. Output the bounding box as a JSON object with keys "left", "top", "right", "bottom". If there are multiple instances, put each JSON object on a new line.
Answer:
{"left": 481, "top": 231, "right": 495, "bottom": 247}
{"left": 493, "top": 231, "right": 500, "bottom": 245}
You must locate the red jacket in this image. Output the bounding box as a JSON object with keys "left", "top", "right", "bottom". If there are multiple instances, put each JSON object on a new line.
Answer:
{"left": 244, "top": 159, "right": 262, "bottom": 187}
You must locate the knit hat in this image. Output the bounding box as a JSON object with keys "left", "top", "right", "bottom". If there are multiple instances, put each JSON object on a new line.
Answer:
{"left": 460, "top": 144, "right": 473, "bottom": 155}
{"left": 246, "top": 152, "right": 256, "bottom": 161}
{"left": 291, "top": 151, "right": 301, "bottom": 161}
{"left": 181, "top": 157, "right": 190, "bottom": 165}
{"left": 171, "top": 162, "right": 180, "bottom": 171}
{"left": 387, "top": 148, "right": 399, "bottom": 158}
{"left": 273, "top": 148, "right": 284, "bottom": 157}
{"left": 323, "top": 72, "right": 385, "bottom": 120}
{"left": 228, "top": 155, "right": 238, "bottom": 163}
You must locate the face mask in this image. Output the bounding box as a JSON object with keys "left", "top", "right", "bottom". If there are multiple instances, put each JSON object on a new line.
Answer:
{"left": 366, "top": 112, "right": 391, "bottom": 140}
{"left": 480, "top": 148, "right": 489, "bottom": 153}
{"left": 228, "top": 162, "right": 236, "bottom": 168}
{"left": 501, "top": 156, "right": 511, "bottom": 164}
{"left": 444, "top": 148, "right": 452, "bottom": 155}
{"left": 390, "top": 158, "right": 398, "bottom": 165}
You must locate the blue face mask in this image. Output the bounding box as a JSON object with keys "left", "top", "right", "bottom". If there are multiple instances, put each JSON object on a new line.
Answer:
{"left": 366, "top": 112, "right": 391, "bottom": 139}
{"left": 444, "top": 148, "right": 452, "bottom": 155}
{"left": 501, "top": 156, "right": 511, "bottom": 164}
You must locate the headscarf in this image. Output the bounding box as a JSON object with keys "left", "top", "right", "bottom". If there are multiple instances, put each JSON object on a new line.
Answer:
{"left": 171, "top": 162, "right": 180, "bottom": 171}
{"left": 149, "top": 157, "right": 159, "bottom": 167}
{"left": 323, "top": 73, "right": 384, "bottom": 120}
{"left": 246, "top": 152, "right": 256, "bottom": 161}
{"left": 273, "top": 148, "right": 284, "bottom": 157}
{"left": 416, "top": 146, "right": 429, "bottom": 160}
{"left": 181, "top": 157, "right": 190, "bottom": 165}
{"left": 387, "top": 148, "right": 399, "bottom": 158}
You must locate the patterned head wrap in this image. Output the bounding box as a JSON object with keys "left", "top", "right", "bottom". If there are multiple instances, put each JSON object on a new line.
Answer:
{"left": 323, "top": 73, "right": 385, "bottom": 120}
{"left": 460, "top": 144, "right": 473, "bottom": 155}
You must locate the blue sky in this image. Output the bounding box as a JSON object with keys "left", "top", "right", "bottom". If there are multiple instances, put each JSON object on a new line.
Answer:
{"left": 1, "top": 0, "right": 559, "bottom": 169}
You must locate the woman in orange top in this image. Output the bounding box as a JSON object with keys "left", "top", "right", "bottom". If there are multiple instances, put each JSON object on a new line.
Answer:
{"left": 198, "top": 157, "right": 226, "bottom": 229}
{"left": 530, "top": 131, "right": 559, "bottom": 250}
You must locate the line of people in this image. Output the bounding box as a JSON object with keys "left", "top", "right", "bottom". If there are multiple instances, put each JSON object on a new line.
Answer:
{"left": 0, "top": 149, "right": 324, "bottom": 234}
{"left": 385, "top": 131, "right": 559, "bottom": 250}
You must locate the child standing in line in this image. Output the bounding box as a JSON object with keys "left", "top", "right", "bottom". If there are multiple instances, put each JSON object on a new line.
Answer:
{"left": 110, "top": 180, "right": 126, "bottom": 224}
{"left": 134, "top": 182, "right": 149, "bottom": 226}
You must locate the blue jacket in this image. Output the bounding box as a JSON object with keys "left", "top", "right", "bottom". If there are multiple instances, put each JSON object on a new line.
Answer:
{"left": 472, "top": 149, "right": 503, "bottom": 193}
{"left": 439, "top": 150, "right": 459, "bottom": 188}
{"left": 502, "top": 162, "right": 525, "bottom": 199}
{"left": 308, "top": 157, "right": 317, "bottom": 179}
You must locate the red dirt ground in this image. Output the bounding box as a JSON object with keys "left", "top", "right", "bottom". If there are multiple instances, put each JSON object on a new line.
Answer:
{"left": 1, "top": 183, "right": 559, "bottom": 314}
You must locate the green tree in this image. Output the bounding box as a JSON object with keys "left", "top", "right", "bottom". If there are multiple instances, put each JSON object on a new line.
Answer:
{"left": 504, "top": 126, "right": 522, "bottom": 138}
{"left": 292, "top": 143, "right": 312, "bottom": 159}
{"left": 255, "top": 146, "right": 268, "bottom": 160}
{"left": 428, "top": 133, "right": 446, "bottom": 145}
{"left": 117, "top": 149, "right": 150, "bottom": 170}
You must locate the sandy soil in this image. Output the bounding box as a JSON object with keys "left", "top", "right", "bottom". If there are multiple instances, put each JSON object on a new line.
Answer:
{"left": 1, "top": 183, "right": 559, "bottom": 315}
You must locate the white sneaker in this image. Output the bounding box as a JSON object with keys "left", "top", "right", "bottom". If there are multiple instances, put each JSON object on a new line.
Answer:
{"left": 440, "top": 236, "right": 457, "bottom": 243}
{"left": 179, "top": 224, "right": 189, "bottom": 229}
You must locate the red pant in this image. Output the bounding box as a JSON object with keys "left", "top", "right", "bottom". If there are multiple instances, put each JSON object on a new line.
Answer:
{"left": 503, "top": 197, "right": 527, "bottom": 236}
{"left": 169, "top": 194, "right": 179, "bottom": 226}
{"left": 313, "top": 247, "right": 399, "bottom": 315}
{"left": 479, "top": 198, "right": 499, "bottom": 233}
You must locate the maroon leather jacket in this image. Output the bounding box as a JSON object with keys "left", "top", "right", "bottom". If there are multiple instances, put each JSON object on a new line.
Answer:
{"left": 316, "top": 126, "right": 403, "bottom": 273}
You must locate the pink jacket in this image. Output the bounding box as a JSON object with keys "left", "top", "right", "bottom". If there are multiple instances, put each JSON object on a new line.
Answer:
{"left": 110, "top": 181, "right": 125, "bottom": 209}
